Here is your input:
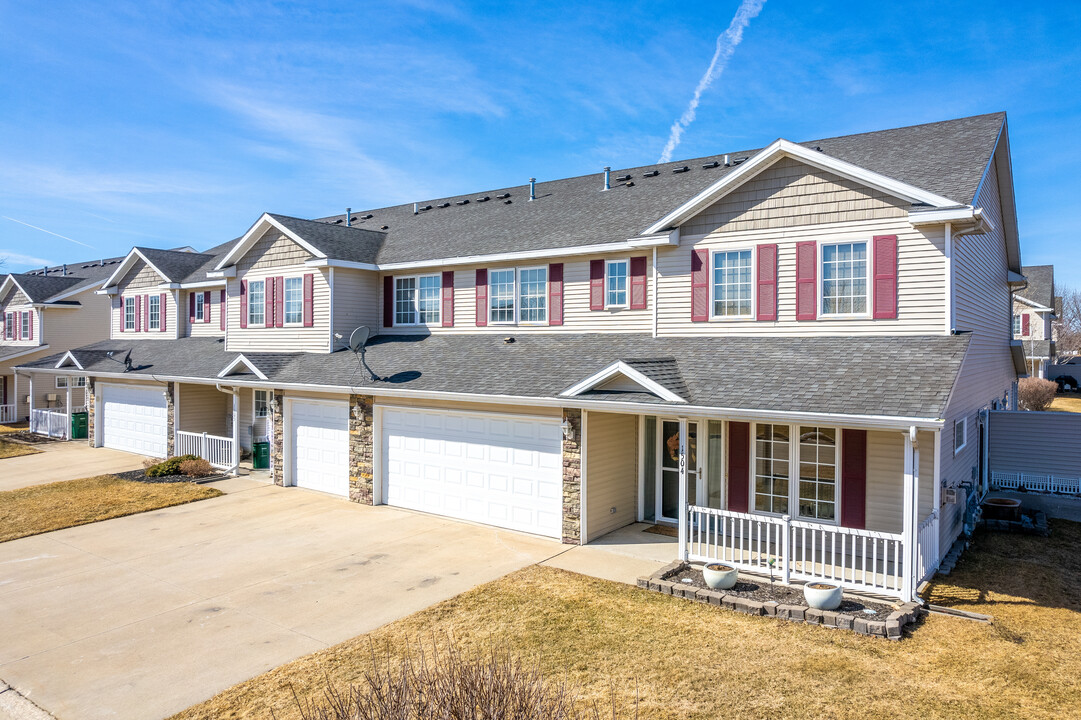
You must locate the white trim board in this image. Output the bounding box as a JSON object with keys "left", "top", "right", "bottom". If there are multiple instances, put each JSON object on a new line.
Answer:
{"left": 560, "top": 360, "right": 686, "bottom": 403}
{"left": 215, "top": 214, "right": 328, "bottom": 271}
{"left": 218, "top": 354, "right": 268, "bottom": 381}
{"left": 99, "top": 248, "right": 174, "bottom": 291}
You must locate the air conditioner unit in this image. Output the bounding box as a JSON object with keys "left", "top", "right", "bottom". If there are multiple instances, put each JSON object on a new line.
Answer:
{"left": 46, "top": 393, "right": 58, "bottom": 402}
{"left": 24, "top": 395, "right": 31, "bottom": 404}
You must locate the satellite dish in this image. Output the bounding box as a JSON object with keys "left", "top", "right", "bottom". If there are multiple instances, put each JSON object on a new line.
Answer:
{"left": 348, "top": 326, "right": 371, "bottom": 353}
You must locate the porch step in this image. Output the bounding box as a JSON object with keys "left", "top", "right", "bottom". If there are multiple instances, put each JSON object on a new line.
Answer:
{"left": 936, "top": 537, "right": 968, "bottom": 576}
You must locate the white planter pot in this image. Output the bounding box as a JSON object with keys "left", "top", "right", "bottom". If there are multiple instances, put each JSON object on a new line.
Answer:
{"left": 803, "top": 582, "right": 843, "bottom": 610}
{"left": 702, "top": 563, "right": 738, "bottom": 590}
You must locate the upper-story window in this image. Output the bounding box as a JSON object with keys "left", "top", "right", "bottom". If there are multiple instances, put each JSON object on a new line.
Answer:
{"left": 148, "top": 295, "right": 160, "bottom": 330}
{"left": 3, "top": 312, "right": 12, "bottom": 340}
{"left": 821, "top": 242, "right": 868, "bottom": 316}
{"left": 124, "top": 297, "right": 135, "bottom": 331}
{"left": 1013, "top": 314, "right": 1024, "bottom": 336}
{"left": 284, "top": 277, "right": 304, "bottom": 324}
{"left": 490, "top": 267, "right": 547, "bottom": 324}
{"left": 712, "top": 249, "right": 752, "bottom": 318}
{"left": 248, "top": 281, "right": 265, "bottom": 326}
{"left": 395, "top": 275, "right": 441, "bottom": 325}
{"left": 194, "top": 292, "right": 205, "bottom": 322}
{"left": 606, "top": 260, "right": 628, "bottom": 308}
{"left": 954, "top": 417, "right": 967, "bottom": 454}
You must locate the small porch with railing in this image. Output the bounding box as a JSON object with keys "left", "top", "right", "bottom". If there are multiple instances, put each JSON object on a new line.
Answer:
{"left": 174, "top": 383, "right": 241, "bottom": 473}
{"left": 0, "top": 403, "right": 17, "bottom": 424}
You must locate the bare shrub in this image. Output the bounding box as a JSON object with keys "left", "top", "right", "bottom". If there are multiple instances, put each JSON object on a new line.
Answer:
{"left": 289, "top": 637, "right": 635, "bottom": 720}
{"left": 1018, "top": 377, "right": 1058, "bottom": 411}
{"left": 178, "top": 457, "right": 215, "bottom": 478}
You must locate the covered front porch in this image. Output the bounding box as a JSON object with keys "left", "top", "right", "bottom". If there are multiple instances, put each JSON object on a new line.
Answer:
{"left": 174, "top": 382, "right": 241, "bottom": 472}
{"left": 582, "top": 411, "right": 941, "bottom": 601}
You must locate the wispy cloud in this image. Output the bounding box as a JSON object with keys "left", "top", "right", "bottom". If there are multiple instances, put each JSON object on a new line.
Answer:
{"left": 2, "top": 215, "right": 93, "bottom": 249}
{"left": 0, "top": 250, "right": 56, "bottom": 268}
{"left": 658, "top": 0, "right": 766, "bottom": 162}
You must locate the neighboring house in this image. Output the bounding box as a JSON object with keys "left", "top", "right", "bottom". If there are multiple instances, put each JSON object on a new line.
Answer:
{"left": 18, "top": 112, "right": 1025, "bottom": 602}
{"left": 1012, "top": 264, "right": 1056, "bottom": 377}
{"left": 0, "top": 258, "right": 122, "bottom": 424}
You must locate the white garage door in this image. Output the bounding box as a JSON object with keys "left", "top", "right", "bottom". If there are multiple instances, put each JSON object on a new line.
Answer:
{"left": 101, "top": 384, "right": 168, "bottom": 457}
{"left": 381, "top": 407, "right": 563, "bottom": 538}
{"left": 289, "top": 399, "right": 349, "bottom": 497}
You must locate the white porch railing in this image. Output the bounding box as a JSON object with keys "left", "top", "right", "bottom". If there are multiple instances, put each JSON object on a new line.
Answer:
{"left": 30, "top": 409, "right": 68, "bottom": 439}
{"left": 991, "top": 471, "right": 1081, "bottom": 495}
{"left": 176, "top": 430, "right": 235, "bottom": 470}
{"left": 0, "top": 404, "right": 16, "bottom": 424}
{"left": 915, "top": 511, "right": 939, "bottom": 585}
{"left": 686, "top": 505, "right": 908, "bottom": 599}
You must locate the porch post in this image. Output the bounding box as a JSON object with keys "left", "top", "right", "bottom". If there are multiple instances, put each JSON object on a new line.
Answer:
{"left": 28, "top": 375, "right": 33, "bottom": 425}
{"left": 932, "top": 430, "right": 942, "bottom": 566}
{"left": 677, "top": 416, "right": 689, "bottom": 562}
{"left": 66, "top": 383, "right": 72, "bottom": 440}
{"left": 232, "top": 388, "right": 240, "bottom": 474}
{"left": 12, "top": 370, "right": 18, "bottom": 422}
{"left": 902, "top": 426, "right": 918, "bottom": 602}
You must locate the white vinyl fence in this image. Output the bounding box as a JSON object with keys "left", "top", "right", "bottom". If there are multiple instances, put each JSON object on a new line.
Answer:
{"left": 176, "top": 430, "right": 235, "bottom": 470}
{"left": 0, "top": 404, "right": 16, "bottom": 424}
{"left": 30, "top": 409, "right": 67, "bottom": 439}
{"left": 991, "top": 471, "right": 1081, "bottom": 495}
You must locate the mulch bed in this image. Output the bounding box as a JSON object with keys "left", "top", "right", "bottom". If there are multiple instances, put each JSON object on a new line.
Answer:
{"left": 112, "top": 469, "right": 228, "bottom": 485}
{"left": 668, "top": 566, "right": 897, "bottom": 619}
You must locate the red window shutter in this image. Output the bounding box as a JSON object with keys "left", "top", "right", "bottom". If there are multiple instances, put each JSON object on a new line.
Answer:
{"left": 264, "top": 277, "right": 274, "bottom": 328}
{"left": 1022, "top": 313, "right": 1030, "bottom": 336}
{"left": 159, "top": 292, "right": 167, "bottom": 332}
{"left": 119, "top": 298, "right": 125, "bottom": 333}
{"left": 239, "top": 280, "right": 248, "bottom": 329}
{"left": 143, "top": 294, "right": 150, "bottom": 330}
{"left": 548, "top": 263, "right": 563, "bottom": 326}
{"left": 219, "top": 290, "right": 225, "bottom": 331}
{"left": 135, "top": 296, "right": 142, "bottom": 332}
{"left": 691, "top": 248, "right": 709, "bottom": 322}
{"left": 795, "top": 241, "right": 817, "bottom": 321}
{"left": 383, "top": 276, "right": 394, "bottom": 327}
{"left": 274, "top": 277, "right": 284, "bottom": 328}
{"left": 630, "top": 256, "right": 648, "bottom": 310}
{"left": 203, "top": 291, "right": 211, "bottom": 323}
{"left": 302, "top": 273, "right": 314, "bottom": 328}
{"left": 727, "top": 421, "right": 750, "bottom": 512}
{"left": 872, "top": 235, "right": 898, "bottom": 319}
{"left": 475, "top": 269, "right": 488, "bottom": 326}
{"left": 840, "top": 429, "right": 867, "bottom": 529}
{"left": 441, "top": 271, "right": 454, "bottom": 328}
{"left": 189, "top": 292, "right": 196, "bottom": 325}
{"left": 756, "top": 244, "right": 778, "bottom": 321}
{"left": 589, "top": 260, "right": 604, "bottom": 311}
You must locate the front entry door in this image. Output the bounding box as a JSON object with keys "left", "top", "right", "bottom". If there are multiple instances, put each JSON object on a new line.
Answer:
{"left": 658, "top": 419, "right": 698, "bottom": 523}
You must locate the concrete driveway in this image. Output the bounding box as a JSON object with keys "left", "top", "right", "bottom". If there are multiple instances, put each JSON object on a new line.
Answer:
{"left": 0, "top": 478, "right": 563, "bottom": 720}
{"left": 0, "top": 442, "right": 150, "bottom": 491}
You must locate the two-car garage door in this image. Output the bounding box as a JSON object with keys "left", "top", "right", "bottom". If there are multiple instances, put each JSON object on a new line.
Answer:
{"left": 381, "top": 407, "right": 564, "bottom": 539}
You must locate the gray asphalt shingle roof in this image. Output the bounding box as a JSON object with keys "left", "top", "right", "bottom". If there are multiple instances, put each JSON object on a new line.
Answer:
{"left": 135, "top": 247, "right": 219, "bottom": 284}
{"left": 1019, "top": 265, "right": 1055, "bottom": 309}
{"left": 20, "top": 333, "right": 970, "bottom": 420}
{"left": 4, "top": 255, "right": 128, "bottom": 303}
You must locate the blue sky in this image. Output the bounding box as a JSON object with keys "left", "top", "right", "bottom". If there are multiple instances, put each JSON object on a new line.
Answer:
{"left": 1, "top": 1, "right": 1078, "bottom": 286}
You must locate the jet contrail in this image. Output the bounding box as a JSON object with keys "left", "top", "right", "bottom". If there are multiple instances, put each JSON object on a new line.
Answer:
{"left": 2, "top": 215, "right": 94, "bottom": 249}
{"left": 658, "top": 0, "right": 766, "bottom": 163}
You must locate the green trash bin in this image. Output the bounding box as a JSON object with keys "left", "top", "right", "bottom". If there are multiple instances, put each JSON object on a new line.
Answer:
{"left": 253, "top": 441, "right": 270, "bottom": 469}
{"left": 71, "top": 411, "right": 88, "bottom": 440}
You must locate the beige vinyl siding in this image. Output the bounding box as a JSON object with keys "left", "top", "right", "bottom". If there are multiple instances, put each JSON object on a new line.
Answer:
{"left": 373, "top": 396, "right": 561, "bottom": 418}
{"left": 938, "top": 155, "right": 1017, "bottom": 551}
{"left": 1, "top": 288, "right": 38, "bottom": 347}
{"left": 379, "top": 254, "right": 654, "bottom": 335}
{"left": 864, "top": 430, "right": 936, "bottom": 534}
{"left": 331, "top": 268, "right": 380, "bottom": 351}
{"left": 226, "top": 228, "right": 331, "bottom": 353}
{"left": 584, "top": 412, "right": 638, "bottom": 542}
{"left": 26, "top": 371, "right": 83, "bottom": 412}
{"left": 177, "top": 383, "right": 228, "bottom": 436}
{"left": 238, "top": 386, "right": 254, "bottom": 450}
{"left": 183, "top": 289, "right": 226, "bottom": 338}
{"left": 111, "top": 261, "right": 179, "bottom": 340}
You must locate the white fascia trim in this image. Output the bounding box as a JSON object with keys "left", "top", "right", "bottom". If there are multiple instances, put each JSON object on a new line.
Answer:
{"left": 54, "top": 351, "right": 84, "bottom": 370}
{"left": 309, "top": 233, "right": 679, "bottom": 273}
{"left": 0, "top": 275, "right": 15, "bottom": 298}
{"left": 99, "top": 248, "right": 173, "bottom": 291}
{"left": 2, "top": 345, "right": 51, "bottom": 364}
{"left": 206, "top": 267, "right": 237, "bottom": 278}
{"left": 214, "top": 213, "right": 328, "bottom": 271}
{"left": 643, "top": 139, "right": 959, "bottom": 235}
{"left": 560, "top": 360, "right": 686, "bottom": 403}
{"left": 217, "top": 354, "right": 268, "bottom": 381}
{"left": 1014, "top": 295, "right": 1053, "bottom": 312}
{"left": 907, "top": 207, "right": 978, "bottom": 225}
{"left": 31, "top": 302, "right": 81, "bottom": 309}
{"left": 174, "top": 279, "right": 227, "bottom": 289}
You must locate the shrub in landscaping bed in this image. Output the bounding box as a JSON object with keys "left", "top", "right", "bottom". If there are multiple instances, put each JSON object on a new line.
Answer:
{"left": 178, "top": 457, "right": 215, "bottom": 478}
{"left": 1019, "top": 377, "right": 1058, "bottom": 411}
{"left": 144, "top": 455, "right": 199, "bottom": 477}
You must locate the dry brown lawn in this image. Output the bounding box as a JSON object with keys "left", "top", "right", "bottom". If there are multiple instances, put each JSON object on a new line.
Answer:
{"left": 0, "top": 438, "right": 40, "bottom": 459}
{"left": 173, "top": 520, "right": 1081, "bottom": 720}
{"left": 1049, "top": 394, "right": 1081, "bottom": 413}
{"left": 0, "top": 421, "right": 29, "bottom": 434}
{"left": 0, "top": 475, "right": 222, "bottom": 543}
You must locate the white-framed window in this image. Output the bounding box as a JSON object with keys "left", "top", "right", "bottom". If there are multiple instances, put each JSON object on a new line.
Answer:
{"left": 148, "top": 295, "right": 160, "bottom": 330}
{"left": 124, "top": 298, "right": 135, "bottom": 331}
{"left": 1013, "top": 314, "right": 1023, "bottom": 337}
{"left": 711, "top": 248, "right": 753, "bottom": 318}
{"left": 821, "top": 241, "right": 868, "bottom": 316}
{"left": 284, "top": 277, "right": 304, "bottom": 324}
{"left": 797, "top": 426, "right": 837, "bottom": 522}
{"left": 754, "top": 423, "right": 790, "bottom": 515}
{"left": 489, "top": 267, "right": 547, "bottom": 324}
{"left": 254, "top": 389, "right": 268, "bottom": 417}
{"left": 55, "top": 376, "right": 87, "bottom": 389}
{"left": 954, "top": 417, "right": 967, "bottom": 454}
{"left": 194, "top": 292, "right": 205, "bottom": 321}
{"left": 489, "top": 269, "right": 517, "bottom": 324}
{"left": 394, "top": 275, "right": 441, "bottom": 326}
{"left": 519, "top": 267, "right": 547, "bottom": 323}
{"left": 606, "top": 259, "right": 628, "bottom": 308}
{"left": 248, "top": 281, "right": 265, "bottom": 326}
{"left": 22, "top": 311, "right": 31, "bottom": 339}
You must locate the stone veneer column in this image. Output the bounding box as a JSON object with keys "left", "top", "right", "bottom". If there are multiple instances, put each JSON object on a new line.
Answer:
{"left": 165, "top": 382, "right": 175, "bottom": 457}
{"left": 271, "top": 390, "right": 285, "bottom": 486}
{"left": 348, "top": 394, "right": 375, "bottom": 504}
{"left": 561, "top": 408, "right": 582, "bottom": 545}
{"left": 86, "top": 378, "right": 96, "bottom": 447}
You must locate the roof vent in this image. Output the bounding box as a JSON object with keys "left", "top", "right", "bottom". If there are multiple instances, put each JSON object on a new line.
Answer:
{"left": 438, "top": 203, "right": 450, "bottom": 209}
{"left": 504, "top": 199, "right": 512, "bottom": 204}
{"left": 672, "top": 166, "right": 689, "bottom": 174}
{"left": 529, "top": 178, "right": 536, "bottom": 201}
{"left": 476, "top": 196, "right": 490, "bottom": 202}
{"left": 42, "top": 266, "right": 48, "bottom": 276}
{"left": 421, "top": 205, "right": 432, "bottom": 211}
{"left": 503, "top": 337, "right": 515, "bottom": 344}
{"left": 615, "top": 174, "right": 631, "bottom": 182}
{"left": 333, "top": 219, "right": 343, "bottom": 224}
{"left": 625, "top": 181, "right": 635, "bottom": 187}
{"left": 603, "top": 166, "right": 611, "bottom": 191}
{"left": 456, "top": 199, "right": 469, "bottom": 205}
{"left": 345, "top": 207, "right": 351, "bottom": 227}
{"left": 497, "top": 193, "right": 510, "bottom": 199}
{"left": 413, "top": 202, "right": 419, "bottom": 215}
{"left": 62, "top": 264, "right": 67, "bottom": 276}
{"left": 380, "top": 225, "right": 389, "bottom": 230}
{"left": 732, "top": 157, "right": 747, "bottom": 165}
{"left": 363, "top": 213, "right": 374, "bottom": 220}
{"left": 814, "top": 146, "right": 822, "bottom": 152}
{"left": 644, "top": 170, "right": 659, "bottom": 177}
{"left": 99, "top": 259, "right": 104, "bottom": 266}
{"left": 702, "top": 161, "right": 720, "bottom": 169}
{"left": 724, "top": 154, "right": 730, "bottom": 167}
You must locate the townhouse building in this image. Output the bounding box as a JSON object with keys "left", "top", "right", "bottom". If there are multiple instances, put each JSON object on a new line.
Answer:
{"left": 1011, "top": 264, "right": 1057, "bottom": 377}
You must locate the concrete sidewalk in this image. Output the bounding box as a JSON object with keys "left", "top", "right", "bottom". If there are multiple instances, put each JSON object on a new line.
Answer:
{"left": 0, "top": 442, "right": 149, "bottom": 492}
